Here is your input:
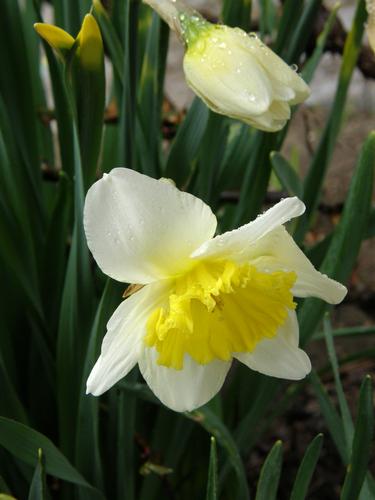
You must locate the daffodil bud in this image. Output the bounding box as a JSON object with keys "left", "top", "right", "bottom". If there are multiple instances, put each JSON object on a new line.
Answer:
{"left": 34, "top": 23, "right": 75, "bottom": 60}
{"left": 181, "top": 18, "right": 310, "bottom": 132}
{"left": 35, "top": 14, "right": 105, "bottom": 183}
{"left": 76, "top": 14, "right": 104, "bottom": 71}
{"left": 143, "top": 0, "right": 310, "bottom": 132}
{"left": 34, "top": 14, "right": 103, "bottom": 71}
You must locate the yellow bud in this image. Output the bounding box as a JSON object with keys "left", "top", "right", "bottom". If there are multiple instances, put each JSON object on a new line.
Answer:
{"left": 34, "top": 23, "right": 75, "bottom": 52}
{"left": 182, "top": 18, "right": 310, "bottom": 132}
{"left": 76, "top": 14, "right": 103, "bottom": 70}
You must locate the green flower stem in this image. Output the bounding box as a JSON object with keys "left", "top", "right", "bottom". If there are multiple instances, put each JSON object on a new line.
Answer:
{"left": 143, "top": 0, "right": 196, "bottom": 38}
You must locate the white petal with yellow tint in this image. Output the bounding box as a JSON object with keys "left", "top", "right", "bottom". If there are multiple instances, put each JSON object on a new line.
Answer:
{"left": 243, "top": 34, "right": 311, "bottom": 104}
{"left": 191, "top": 197, "right": 305, "bottom": 260}
{"left": 138, "top": 348, "right": 231, "bottom": 412}
{"left": 86, "top": 280, "right": 172, "bottom": 396}
{"left": 185, "top": 61, "right": 271, "bottom": 119}
{"left": 242, "top": 101, "right": 291, "bottom": 132}
{"left": 183, "top": 26, "right": 272, "bottom": 118}
{"left": 84, "top": 168, "right": 217, "bottom": 284}
{"left": 235, "top": 311, "right": 311, "bottom": 380}
{"left": 243, "top": 226, "right": 347, "bottom": 304}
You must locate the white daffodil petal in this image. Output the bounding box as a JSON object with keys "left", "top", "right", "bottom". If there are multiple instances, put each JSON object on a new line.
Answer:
{"left": 245, "top": 36, "right": 310, "bottom": 104}
{"left": 84, "top": 168, "right": 217, "bottom": 284}
{"left": 242, "top": 101, "right": 291, "bottom": 132}
{"left": 235, "top": 311, "right": 311, "bottom": 380}
{"left": 245, "top": 226, "right": 347, "bottom": 304}
{"left": 138, "top": 349, "right": 231, "bottom": 412}
{"left": 191, "top": 197, "right": 305, "bottom": 260}
{"left": 86, "top": 280, "right": 172, "bottom": 396}
{"left": 184, "top": 48, "right": 272, "bottom": 118}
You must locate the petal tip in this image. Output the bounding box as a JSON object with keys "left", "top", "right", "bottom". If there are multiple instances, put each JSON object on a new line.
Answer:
{"left": 300, "top": 350, "right": 312, "bottom": 378}
{"left": 290, "top": 196, "right": 306, "bottom": 216}
{"left": 330, "top": 282, "right": 348, "bottom": 305}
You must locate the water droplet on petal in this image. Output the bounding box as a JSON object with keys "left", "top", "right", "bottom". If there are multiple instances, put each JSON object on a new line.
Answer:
{"left": 242, "top": 90, "right": 256, "bottom": 102}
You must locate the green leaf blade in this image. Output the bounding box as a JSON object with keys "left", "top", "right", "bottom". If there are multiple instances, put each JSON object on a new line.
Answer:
{"left": 340, "top": 376, "right": 374, "bottom": 500}
{"left": 206, "top": 437, "right": 218, "bottom": 500}
{"left": 290, "top": 434, "right": 324, "bottom": 500}
{"left": 255, "top": 440, "right": 283, "bottom": 500}
{"left": 28, "top": 449, "right": 46, "bottom": 500}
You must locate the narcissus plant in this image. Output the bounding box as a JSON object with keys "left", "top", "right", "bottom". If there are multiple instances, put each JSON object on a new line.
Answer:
{"left": 84, "top": 169, "right": 347, "bottom": 412}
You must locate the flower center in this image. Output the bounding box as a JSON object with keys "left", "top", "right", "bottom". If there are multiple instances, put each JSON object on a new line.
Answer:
{"left": 145, "top": 260, "right": 297, "bottom": 370}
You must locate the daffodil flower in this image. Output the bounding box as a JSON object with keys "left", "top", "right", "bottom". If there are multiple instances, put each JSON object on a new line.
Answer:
{"left": 85, "top": 169, "right": 347, "bottom": 412}
{"left": 143, "top": 0, "right": 310, "bottom": 132}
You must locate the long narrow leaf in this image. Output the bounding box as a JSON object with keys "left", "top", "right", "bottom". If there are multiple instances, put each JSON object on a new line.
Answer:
{"left": 165, "top": 97, "right": 209, "bottom": 187}
{"left": 270, "top": 151, "right": 303, "bottom": 197}
{"left": 290, "top": 434, "right": 324, "bottom": 500}
{"left": 323, "top": 316, "right": 354, "bottom": 447}
{"left": 302, "top": 3, "right": 341, "bottom": 83}
{"left": 309, "top": 371, "right": 348, "bottom": 462}
{"left": 0, "top": 418, "right": 102, "bottom": 497}
{"left": 57, "top": 125, "right": 93, "bottom": 458}
{"left": 341, "top": 376, "right": 374, "bottom": 500}
{"left": 295, "top": 0, "right": 367, "bottom": 241}
{"left": 75, "top": 279, "right": 123, "bottom": 492}
{"left": 255, "top": 441, "right": 283, "bottom": 500}
{"left": 206, "top": 437, "right": 218, "bottom": 500}
{"left": 222, "top": 0, "right": 252, "bottom": 30}
{"left": 186, "top": 407, "right": 250, "bottom": 500}
{"left": 28, "top": 449, "right": 46, "bottom": 500}
{"left": 299, "top": 131, "right": 375, "bottom": 343}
